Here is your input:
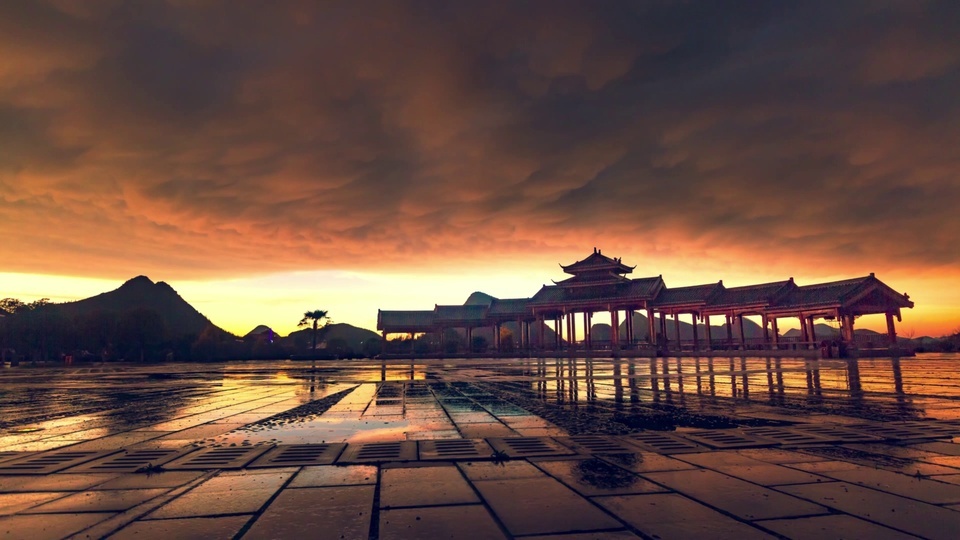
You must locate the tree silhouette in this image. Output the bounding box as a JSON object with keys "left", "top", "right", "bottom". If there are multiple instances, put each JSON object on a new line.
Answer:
{"left": 299, "top": 309, "right": 330, "bottom": 353}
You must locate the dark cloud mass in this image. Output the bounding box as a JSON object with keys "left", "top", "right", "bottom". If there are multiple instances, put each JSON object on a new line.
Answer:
{"left": 3, "top": 0, "right": 960, "bottom": 279}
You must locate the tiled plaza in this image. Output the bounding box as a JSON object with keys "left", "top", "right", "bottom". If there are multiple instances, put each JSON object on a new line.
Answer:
{"left": 3, "top": 355, "right": 960, "bottom": 539}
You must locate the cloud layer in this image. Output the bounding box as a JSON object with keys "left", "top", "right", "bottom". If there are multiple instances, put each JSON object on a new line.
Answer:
{"left": 3, "top": 0, "right": 960, "bottom": 280}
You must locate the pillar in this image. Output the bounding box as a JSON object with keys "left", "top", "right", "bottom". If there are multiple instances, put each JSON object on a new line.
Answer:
{"left": 570, "top": 312, "right": 577, "bottom": 350}
{"left": 381, "top": 330, "right": 388, "bottom": 353}
{"left": 660, "top": 313, "right": 668, "bottom": 347}
{"left": 555, "top": 317, "right": 562, "bottom": 349}
{"left": 691, "top": 313, "right": 699, "bottom": 350}
{"left": 761, "top": 314, "right": 770, "bottom": 347}
{"left": 495, "top": 323, "right": 502, "bottom": 352}
{"left": 799, "top": 313, "right": 808, "bottom": 343}
{"left": 725, "top": 315, "right": 734, "bottom": 348}
{"left": 647, "top": 307, "right": 656, "bottom": 344}
{"left": 847, "top": 315, "right": 856, "bottom": 343}
{"left": 737, "top": 314, "right": 746, "bottom": 349}
{"left": 538, "top": 315, "right": 545, "bottom": 350}
{"left": 808, "top": 316, "right": 817, "bottom": 347}
{"left": 771, "top": 318, "right": 780, "bottom": 348}
{"left": 584, "top": 312, "right": 592, "bottom": 349}
{"left": 886, "top": 312, "right": 897, "bottom": 346}
{"left": 704, "top": 315, "right": 713, "bottom": 350}
{"left": 610, "top": 309, "right": 620, "bottom": 349}
{"left": 673, "top": 315, "right": 681, "bottom": 350}
{"left": 625, "top": 310, "right": 634, "bottom": 348}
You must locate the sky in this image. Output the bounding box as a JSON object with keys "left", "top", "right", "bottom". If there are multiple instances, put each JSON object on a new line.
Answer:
{"left": 2, "top": 1, "right": 960, "bottom": 337}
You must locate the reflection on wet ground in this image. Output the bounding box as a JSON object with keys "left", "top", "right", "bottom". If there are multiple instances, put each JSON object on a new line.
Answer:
{"left": 3, "top": 354, "right": 960, "bottom": 452}
{"left": 3, "top": 354, "right": 960, "bottom": 538}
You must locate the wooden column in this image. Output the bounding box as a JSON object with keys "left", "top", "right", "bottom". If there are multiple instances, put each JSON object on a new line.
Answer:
{"left": 847, "top": 315, "right": 856, "bottom": 343}
{"left": 570, "top": 312, "right": 577, "bottom": 350}
{"left": 761, "top": 314, "right": 770, "bottom": 346}
{"left": 647, "top": 307, "right": 656, "bottom": 344}
{"left": 625, "top": 310, "right": 633, "bottom": 348}
{"left": 808, "top": 316, "right": 817, "bottom": 346}
{"left": 886, "top": 312, "right": 897, "bottom": 346}
{"left": 495, "top": 323, "right": 502, "bottom": 352}
{"left": 725, "top": 315, "right": 734, "bottom": 348}
{"left": 584, "top": 312, "right": 591, "bottom": 350}
{"left": 799, "top": 314, "right": 808, "bottom": 344}
{"left": 737, "top": 314, "right": 746, "bottom": 350}
{"left": 673, "top": 315, "right": 681, "bottom": 351}
{"left": 691, "top": 313, "right": 699, "bottom": 350}
{"left": 610, "top": 309, "right": 620, "bottom": 349}
{"left": 704, "top": 315, "right": 713, "bottom": 350}
{"left": 555, "top": 317, "right": 562, "bottom": 349}
{"left": 771, "top": 318, "right": 780, "bottom": 348}
{"left": 466, "top": 327, "right": 473, "bottom": 353}
{"left": 538, "top": 315, "right": 545, "bottom": 350}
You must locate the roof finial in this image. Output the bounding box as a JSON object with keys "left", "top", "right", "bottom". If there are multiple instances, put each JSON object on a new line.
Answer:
{"left": 593, "top": 247, "right": 597, "bottom": 254}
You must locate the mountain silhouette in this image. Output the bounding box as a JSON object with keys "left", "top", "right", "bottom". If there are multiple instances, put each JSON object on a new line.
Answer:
{"left": 54, "top": 275, "right": 221, "bottom": 337}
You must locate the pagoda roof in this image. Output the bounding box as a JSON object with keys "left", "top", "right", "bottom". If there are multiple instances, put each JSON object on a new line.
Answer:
{"left": 705, "top": 279, "right": 796, "bottom": 309}
{"left": 771, "top": 274, "right": 914, "bottom": 312}
{"left": 552, "top": 272, "right": 632, "bottom": 287}
{"left": 560, "top": 250, "right": 634, "bottom": 275}
{"left": 377, "top": 310, "right": 436, "bottom": 331}
{"left": 435, "top": 304, "right": 489, "bottom": 324}
{"left": 530, "top": 276, "right": 663, "bottom": 306}
{"left": 653, "top": 282, "right": 724, "bottom": 307}
{"left": 488, "top": 298, "right": 531, "bottom": 317}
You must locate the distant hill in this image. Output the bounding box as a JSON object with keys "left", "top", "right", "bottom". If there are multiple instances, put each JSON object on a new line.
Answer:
{"left": 464, "top": 292, "right": 496, "bottom": 306}
{"left": 782, "top": 324, "right": 881, "bottom": 338}
{"left": 243, "top": 325, "right": 275, "bottom": 340}
{"left": 53, "top": 275, "right": 221, "bottom": 337}
{"left": 281, "top": 323, "right": 380, "bottom": 352}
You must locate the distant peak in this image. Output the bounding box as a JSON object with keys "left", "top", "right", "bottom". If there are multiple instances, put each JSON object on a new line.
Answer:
{"left": 464, "top": 291, "right": 496, "bottom": 306}
{"left": 122, "top": 275, "right": 154, "bottom": 286}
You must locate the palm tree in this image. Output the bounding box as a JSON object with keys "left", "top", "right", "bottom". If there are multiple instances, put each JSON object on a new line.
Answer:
{"left": 299, "top": 309, "right": 330, "bottom": 356}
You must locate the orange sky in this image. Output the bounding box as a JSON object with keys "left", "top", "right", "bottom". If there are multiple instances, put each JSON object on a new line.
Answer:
{"left": 2, "top": 2, "right": 959, "bottom": 337}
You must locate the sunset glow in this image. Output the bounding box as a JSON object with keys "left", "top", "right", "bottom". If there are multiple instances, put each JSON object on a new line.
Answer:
{"left": 3, "top": 2, "right": 959, "bottom": 338}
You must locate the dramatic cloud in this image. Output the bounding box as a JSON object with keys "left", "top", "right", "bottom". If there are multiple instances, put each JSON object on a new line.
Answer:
{"left": 3, "top": 0, "right": 960, "bottom": 280}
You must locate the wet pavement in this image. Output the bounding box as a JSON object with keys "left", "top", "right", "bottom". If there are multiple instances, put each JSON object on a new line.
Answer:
{"left": 2, "top": 353, "right": 960, "bottom": 538}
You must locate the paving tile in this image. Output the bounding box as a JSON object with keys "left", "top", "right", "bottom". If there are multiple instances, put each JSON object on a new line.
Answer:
{"left": 599, "top": 452, "right": 697, "bottom": 474}
{"left": 535, "top": 458, "right": 668, "bottom": 496}
{"left": 95, "top": 471, "right": 206, "bottom": 490}
{"left": 0, "top": 492, "right": 70, "bottom": 515}
{"left": 643, "top": 469, "right": 828, "bottom": 520}
{"left": 24, "top": 488, "right": 169, "bottom": 513}
{"left": 0, "top": 449, "right": 120, "bottom": 475}
{"left": 146, "top": 469, "right": 294, "bottom": 518}
{"left": 163, "top": 445, "right": 273, "bottom": 470}
{"left": 813, "top": 465, "right": 960, "bottom": 504}
{"left": 596, "top": 493, "right": 775, "bottom": 539}
{"left": 0, "top": 473, "right": 117, "bottom": 493}
{"left": 337, "top": 441, "right": 418, "bottom": 463}
{"left": 487, "top": 437, "right": 575, "bottom": 458}
{"left": 676, "top": 452, "right": 827, "bottom": 486}
{"left": 458, "top": 423, "right": 517, "bottom": 438}
{"left": 380, "top": 505, "right": 507, "bottom": 540}
{"left": 458, "top": 460, "right": 547, "bottom": 481}
{"left": 780, "top": 482, "right": 960, "bottom": 540}
{"left": 381, "top": 465, "right": 479, "bottom": 507}
{"left": 757, "top": 514, "right": 921, "bottom": 540}
{"left": 288, "top": 465, "right": 378, "bottom": 488}
{"left": 911, "top": 441, "right": 960, "bottom": 456}
{"left": 418, "top": 439, "right": 493, "bottom": 460}
{"left": 108, "top": 515, "right": 252, "bottom": 539}
{"left": 0, "top": 512, "right": 113, "bottom": 540}
{"left": 737, "top": 448, "right": 830, "bottom": 464}
{"left": 522, "top": 532, "right": 640, "bottom": 539}
{"left": 242, "top": 486, "right": 374, "bottom": 540}
{"left": 472, "top": 477, "right": 622, "bottom": 536}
